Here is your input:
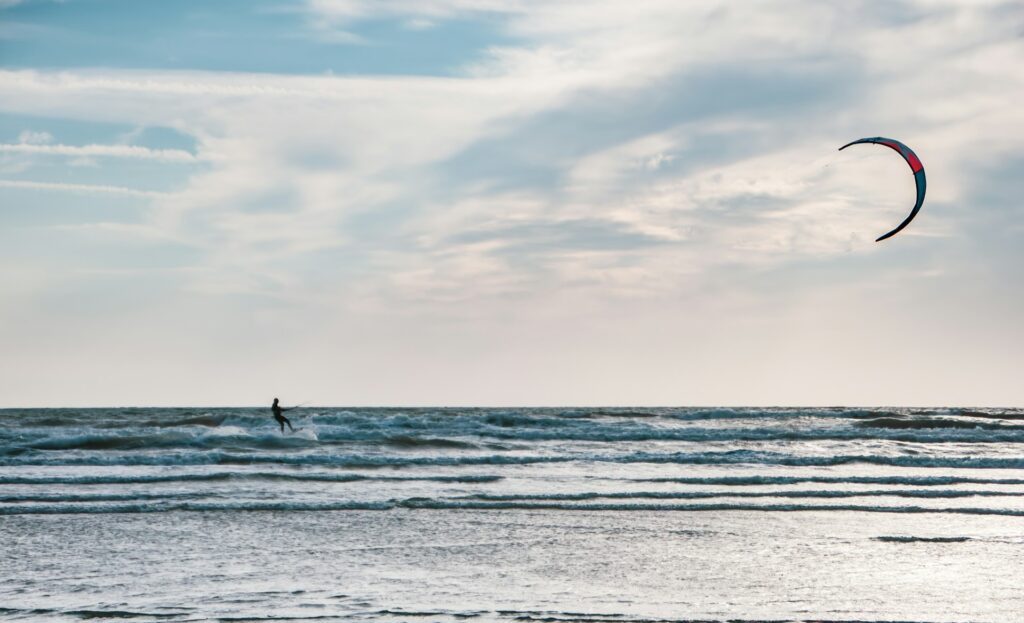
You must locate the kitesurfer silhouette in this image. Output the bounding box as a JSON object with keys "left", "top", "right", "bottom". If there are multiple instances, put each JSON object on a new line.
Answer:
{"left": 271, "top": 398, "right": 295, "bottom": 433}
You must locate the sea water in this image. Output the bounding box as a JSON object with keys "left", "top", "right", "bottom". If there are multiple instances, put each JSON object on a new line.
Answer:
{"left": 2, "top": 407, "right": 1024, "bottom": 621}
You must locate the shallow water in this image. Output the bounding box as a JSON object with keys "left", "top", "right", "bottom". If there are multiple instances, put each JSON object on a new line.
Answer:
{"left": 2, "top": 407, "right": 1023, "bottom": 621}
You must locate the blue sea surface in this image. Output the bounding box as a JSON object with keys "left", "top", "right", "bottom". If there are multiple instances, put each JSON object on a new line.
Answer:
{"left": 2, "top": 407, "right": 1024, "bottom": 621}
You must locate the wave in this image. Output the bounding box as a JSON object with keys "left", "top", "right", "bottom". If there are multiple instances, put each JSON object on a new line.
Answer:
{"left": 954, "top": 409, "right": 1024, "bottom": 420}
{"left": 0, "top": 605, "right": 935, "bottom": 623}
{"left": 7, "top": 448, "right": 1024, "bottom": 469}
{"left": 855, "top": 417, "right": 1024, "bottom": 430}
{"left": 8, "top": 406, "right": 1024, "bottom": 430}
{"left": 6, "top": 488, "right": 1016, "bottom": 506}
{"left": 0, "top": 472, "right": 503, "bottom": 485}
{"left": 141, "top": 414, "right": 228, "bottom": 428}
{"left": 381, "top": 435, "right": 479, "bottom": 449}
{"left": 7, "top": 498, "right": 1024, "bottom": 516}
{"left": 493, "top": 612, "right": 929, "bottom": 623}
{"left": 460, "top": 489, "right": 1024, "bottom": 501}
{"left": 632, "top": 475, "right": 1024, "bottom": 486}
{"left": 0, "top": 500, "right": 394, "bottom": 514}
{"left": 611, "top": 451, "right": 1024, "bottom": 469}
{"left": 0, "top": 491, "right": 206, "bottom": 503}
{"left": 438, "top": 610, "right": 935, "bottom": 623}
{"left": 11, "top": 472, "right": 1021, "bottom": 488}
{"left": 10, "top": 423, "right": 1024, "bottom": 457}
{"left": 395, "top": 500, "right": 1024, "bottom": 516}
{"left": 373, "top": 609, "right": 484, "bottom": 619}
{"left": 64, "top": 611, "right": 185, "bottom": 620}
{"left": 8, "top": 404, "right": 1023, "bottom": 420}
{"left": 874, "top": 536, "right": 972, "bottom": 543}
{"left": 0, "top": 607, "right": 187, "bottom": 620}
{"left": 3, "top": 409, "right": 230, "bottom": 429}
{"left": 14, "top": 430, "right": 320, "bottom": 453}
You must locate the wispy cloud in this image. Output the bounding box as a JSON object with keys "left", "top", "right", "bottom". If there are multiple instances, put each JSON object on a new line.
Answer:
{"left": 17, "top": 130, "right": 53, "bottom": 144}
{"left": 0, "top": 142, "right": 201, "bottom": 162}
{"left": 306, "top": 0, "right": 523, "bottom": 20}
{"left": 0, "top": 179, "right": 165, "bottom": 197}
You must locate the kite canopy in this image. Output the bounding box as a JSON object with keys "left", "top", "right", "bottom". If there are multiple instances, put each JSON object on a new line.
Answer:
{"left": 838, "top": 136, "right": 926, "bottom": 242}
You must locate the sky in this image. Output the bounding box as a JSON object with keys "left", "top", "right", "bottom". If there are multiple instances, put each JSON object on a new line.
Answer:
{"left": 1, "top": 0, "right": 1023, "bottom": 407}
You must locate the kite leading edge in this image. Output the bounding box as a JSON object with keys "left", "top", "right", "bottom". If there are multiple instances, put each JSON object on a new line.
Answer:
{"left": 838, "top": 137, "right": 926, "bottom": 242}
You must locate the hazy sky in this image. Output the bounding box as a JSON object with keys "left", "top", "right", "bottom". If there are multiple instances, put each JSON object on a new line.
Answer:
{"left": 2, "top": 0, "right": 1022, "bottom": 407}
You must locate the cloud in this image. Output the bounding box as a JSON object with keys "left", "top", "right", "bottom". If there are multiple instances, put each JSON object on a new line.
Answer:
{"left": 17, "top": 130, "right": 53, "bottom": 144}
{"left": 0, "top": 142, "right": 201, "bottom": 162}
{"left": 304, "top": 0, "right": 522, "bottom": 23}
{"left": 0, "top": 179, "right": 165, "bottom": 197}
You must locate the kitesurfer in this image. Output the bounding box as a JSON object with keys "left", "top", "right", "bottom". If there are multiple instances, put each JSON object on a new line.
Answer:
{"left": 271, "top": 398, "right": 295, "bottom": 433}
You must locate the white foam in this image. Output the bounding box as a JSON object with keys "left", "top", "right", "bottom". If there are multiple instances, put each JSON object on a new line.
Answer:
{"left": 202, "top": 425, "right": 249, "bottom": 437}
{"left": 292, "top": 428, "right": 319, "bottom": 441}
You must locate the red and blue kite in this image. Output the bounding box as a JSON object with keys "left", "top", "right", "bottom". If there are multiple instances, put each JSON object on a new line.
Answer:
{"left": 839, "top": 137, "right": 926, "bottom": 242}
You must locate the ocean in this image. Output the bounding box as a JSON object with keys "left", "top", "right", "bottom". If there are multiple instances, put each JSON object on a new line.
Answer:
{"left": 2, "top": 406, "right": 1024, "bottom": 622}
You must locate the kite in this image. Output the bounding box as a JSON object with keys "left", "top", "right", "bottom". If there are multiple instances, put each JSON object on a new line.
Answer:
{"left": 838, "top": 137, "right": 926, "bottom": 242}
